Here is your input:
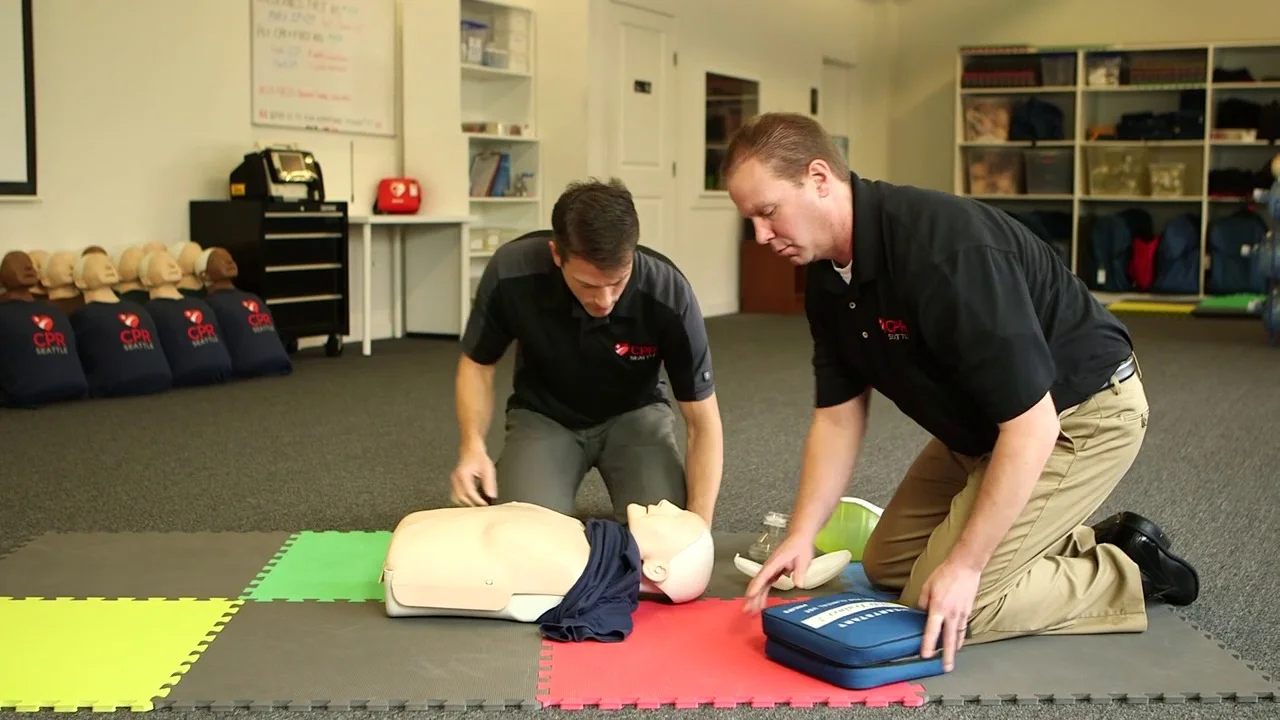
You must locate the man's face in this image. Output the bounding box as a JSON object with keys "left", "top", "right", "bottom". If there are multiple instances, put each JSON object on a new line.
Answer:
{"left": 550, "top": 241, "right": 632, "bottom": 318}
{"left": 727, "top": 157, "right": 832, "bottom": 265}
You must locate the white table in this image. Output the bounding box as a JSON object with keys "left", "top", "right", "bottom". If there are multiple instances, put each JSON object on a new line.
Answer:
{"left": 348, "top": 214, "right": 477, "bottom": 356}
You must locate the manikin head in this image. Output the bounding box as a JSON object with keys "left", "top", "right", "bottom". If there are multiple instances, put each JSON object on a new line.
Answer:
{"left": 548, "top": 179, "right": 638, "bottom": 318}
{"left": 73, "top": 252, "right": 120, "bottom": 291}
{"left": 195, "top": 247, "right": 238, "bottom": 285}
{"left": 169, "top": 241, "right": 203, "bottom": 274}
{"left": 139, "top": 251, "right": 183, "bottom": 288}
{"left": 41, "top": 251, "right": 77, "bottom": 289}
{"left": 26, "top": 250, "right": 49, "bottom": 294}
{"left": 82, "top": 245, "right": 108, "bottom": 257}
{"left": 0, "top": 251, "right": 40, "bottom": 300}
{"left": 142, "top": 240, "right": 167, "bottom": 256}
{"left": 626, "top": 500, "right": 714, "bottom": 604}
{"left": 723, "top": 112, "right": 855, "bottom": 267}
{"left": 115, "top": 246, "right": 144, "bottom": 284}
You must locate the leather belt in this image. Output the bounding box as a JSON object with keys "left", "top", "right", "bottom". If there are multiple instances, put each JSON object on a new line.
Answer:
{"left": 1100, "top": 355, "right": 1137, "bottom": 392}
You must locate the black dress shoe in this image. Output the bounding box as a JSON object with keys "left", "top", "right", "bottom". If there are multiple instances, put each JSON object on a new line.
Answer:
{"left": 1091, "top": 510, "right": 1171, "bottom": 550}
{"left": 1098, "top": 513, "right": 1199, "bottom": 606}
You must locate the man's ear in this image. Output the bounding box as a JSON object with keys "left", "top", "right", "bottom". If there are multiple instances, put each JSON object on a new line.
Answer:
{"left": 642, "top": 560, "right": 668, "bottom": 584}
{"left": 548, "top": 239, "right": 562, "bottom": 267}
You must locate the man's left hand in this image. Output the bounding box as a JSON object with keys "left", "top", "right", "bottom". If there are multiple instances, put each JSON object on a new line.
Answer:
{"left": 916, "top": 559, "right": 981, "bottom": 672}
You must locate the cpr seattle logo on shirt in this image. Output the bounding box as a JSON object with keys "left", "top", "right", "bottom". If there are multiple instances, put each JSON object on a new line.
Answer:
{"left": 30, "top": 314, "right": 69, "bottom": 356}
{"left": 614, "top": 342, "right": 658, "bottom": 360}
{"left": 183, "top": 308, "right": 221, "bottom": 347}
{"left": 241, "top": 299, "right": 276, "bottom": 334}
{"left": 118, "top": 312, "right": 155, "bottom": 352}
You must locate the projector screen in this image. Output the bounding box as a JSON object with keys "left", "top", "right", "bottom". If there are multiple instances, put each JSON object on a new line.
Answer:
{"left": 0, "top": 0, "right": 35, "bottom": 196}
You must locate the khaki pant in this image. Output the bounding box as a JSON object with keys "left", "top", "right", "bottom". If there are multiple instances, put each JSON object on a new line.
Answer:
{"left": 862, "top": 356, "right": 1151, "bottom": 645}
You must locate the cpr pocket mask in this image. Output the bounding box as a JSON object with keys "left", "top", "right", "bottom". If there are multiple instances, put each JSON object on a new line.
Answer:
{"left": 761, "top": 592, "right": 948, "bottom": 689}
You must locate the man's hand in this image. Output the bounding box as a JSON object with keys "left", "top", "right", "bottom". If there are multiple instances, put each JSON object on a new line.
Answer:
{"left": 450, "top": 447, "right": 497, "bottom": 506}
{"left": 916, "top": 558, "right": 981, "bottom": 672}
{"left": 742, "top": 533, "right": 816, "bottom": 614}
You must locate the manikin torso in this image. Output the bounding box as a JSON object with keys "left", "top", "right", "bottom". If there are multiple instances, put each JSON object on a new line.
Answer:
{"left": 383, "top": 502, "right": 590, "bottom": 621}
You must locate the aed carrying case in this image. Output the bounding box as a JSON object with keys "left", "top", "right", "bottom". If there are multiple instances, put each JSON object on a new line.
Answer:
{"left": 761, "top": 592, "right": 948, "bottom": 689}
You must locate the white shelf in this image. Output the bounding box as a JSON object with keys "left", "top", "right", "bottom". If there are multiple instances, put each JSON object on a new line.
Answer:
{"left": 954, "top": 41, "right": 1280, "bottom": 303}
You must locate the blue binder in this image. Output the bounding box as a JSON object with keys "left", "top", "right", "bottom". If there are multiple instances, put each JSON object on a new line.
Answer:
{"left": 761, "top": 592, "right": 948, "bottom": 689}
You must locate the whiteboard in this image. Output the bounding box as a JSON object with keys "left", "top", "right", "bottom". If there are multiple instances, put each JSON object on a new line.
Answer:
{"left": 0, "top": 0, "right": 36, "bottom": 195}
{"left": 251, "top": 0, "right": 397, "bottom": 137}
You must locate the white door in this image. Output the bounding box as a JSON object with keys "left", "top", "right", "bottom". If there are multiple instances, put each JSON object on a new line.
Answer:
{"left": 604, "top": 1, "right": 678, "bottom": 259}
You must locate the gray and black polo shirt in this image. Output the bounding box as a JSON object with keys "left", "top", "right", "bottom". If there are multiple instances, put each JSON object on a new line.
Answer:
{"left": 462, "top": 230, "right": 715, "bottom": 430}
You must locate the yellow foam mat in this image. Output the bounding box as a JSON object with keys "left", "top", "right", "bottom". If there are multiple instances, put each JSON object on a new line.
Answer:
{"left": 1107, "top": 301, "right": 1196, "bottom": 314}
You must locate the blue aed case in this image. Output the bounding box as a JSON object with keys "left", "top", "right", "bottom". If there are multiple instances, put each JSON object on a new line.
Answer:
{"left": 761, "top": 592, "right": 947, "bottom": 689}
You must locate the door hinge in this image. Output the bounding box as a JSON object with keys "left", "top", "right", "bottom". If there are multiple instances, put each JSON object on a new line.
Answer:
{"left": 673, "top": 51, "right": 678, "bottom": 66}
{"left": 672, "top": 161, "right": 676, "bottom": 177}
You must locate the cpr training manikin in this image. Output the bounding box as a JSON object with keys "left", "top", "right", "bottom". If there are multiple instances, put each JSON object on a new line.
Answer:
{"left": 382, "top": 499, "right": 714, "bottom": 643}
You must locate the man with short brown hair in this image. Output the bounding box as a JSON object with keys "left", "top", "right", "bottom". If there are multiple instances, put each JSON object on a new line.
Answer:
{"left": 450, "top": 179, "right": 724, "bottom": 528}
{"left": 728, "top": 112, "right": 1198, "bottom": 673}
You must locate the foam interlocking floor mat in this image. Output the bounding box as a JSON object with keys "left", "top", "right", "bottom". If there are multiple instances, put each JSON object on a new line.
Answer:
{"left": 0, "top": 529, "right": 1275, "bottom": 710}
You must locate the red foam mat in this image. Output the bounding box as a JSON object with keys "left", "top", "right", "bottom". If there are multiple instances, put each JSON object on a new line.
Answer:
{"left": 537, "top": 597, "right": 926, "bottom": 710}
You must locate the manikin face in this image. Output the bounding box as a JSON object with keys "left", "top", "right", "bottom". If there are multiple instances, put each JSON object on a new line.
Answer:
{"left": 208, "top": 248, "right": 238, "bottom": 279}
{"left": 626, "top": 500, "right": 706, "bottom": 557}
{"left": 727, "top": 156, "right": 841, "bottom": 266}
{"left": 43, "top": 252, "right": 76, "bottom": 287}
{"left": 146, "top": 252, "right": 184, "bottom": 286}
{"left": 79, "top": 254, "right": 120, "bottom": 288}
{"left": 116, "top": 247, "right": 143, "bottom": 281}
{"left": 549, "top": 240, "right": 632, "bottom": 318}
{"left": 1, "top": 252, "right": 40, "bottom": 288}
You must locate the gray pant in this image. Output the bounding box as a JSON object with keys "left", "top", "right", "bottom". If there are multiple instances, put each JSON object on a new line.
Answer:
{"left": 494, "top": 403, "right": 687, "bottom": 521}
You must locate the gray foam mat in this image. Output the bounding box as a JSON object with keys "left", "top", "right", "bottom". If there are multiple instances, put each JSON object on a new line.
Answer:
{"left": 158, "top": 599, "right": 546, "bottom": 711}
{"left": 919, "top": 605, "right": 1279, "bottom": 705}
{"left": 0, "top": 532, "right": 291, "bottom": 599}
{"left": 706, "top": 533, "right": 1277, "bottom": 706}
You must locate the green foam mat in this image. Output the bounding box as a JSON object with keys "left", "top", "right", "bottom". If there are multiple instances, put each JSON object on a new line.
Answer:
{"left": 241, "top": 531, "right": 391, "bottom": 602}
{"left": 0, "top": 597, "right": 240, "bottom": 712}
{"left": 1194, "top": 293, "right": 1264, "bottom": 317}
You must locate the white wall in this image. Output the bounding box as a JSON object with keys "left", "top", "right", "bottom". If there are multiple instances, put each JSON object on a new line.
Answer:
{"left": 585, "top": 0, "right": 898, "bottom": 317}
{"left": 889, "top": 0, "right": 1279, "bottom": 193}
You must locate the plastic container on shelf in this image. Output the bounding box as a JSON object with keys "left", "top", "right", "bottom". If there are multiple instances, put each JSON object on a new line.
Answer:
{"left": 1024, "top": 148, "right": 1073, "bottom": 194}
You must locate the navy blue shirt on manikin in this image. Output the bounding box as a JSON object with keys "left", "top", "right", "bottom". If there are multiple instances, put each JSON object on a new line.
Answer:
{"left": 0, "top": 300, "right": 88, "bottom": 408}
{"left": 537, "top": 518, "right": 642, "bottom": 643}
{"left": 203, "top": 289, "right": 292, "bottom": 378}
{"left": 146, "top": 297, "right": 233, "bottom": 387}
{"left": 70, "top": 300, "right": 172, "bottom": 398}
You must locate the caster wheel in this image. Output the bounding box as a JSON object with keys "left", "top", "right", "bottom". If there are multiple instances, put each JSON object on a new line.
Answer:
{"left": 325, "top": 334, "right": 344, "bottom": 357}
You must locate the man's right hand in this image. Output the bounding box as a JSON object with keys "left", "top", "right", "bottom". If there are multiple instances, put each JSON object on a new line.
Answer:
{"left": 450, "top": 448, "right": 497, "bottom": 506}
{"left": 742, "top": 532, "right": 816, "bottom": 614}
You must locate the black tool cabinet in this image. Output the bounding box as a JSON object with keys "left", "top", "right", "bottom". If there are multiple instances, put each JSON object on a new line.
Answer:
{"left": 188, "top": 199, "right": 350, "bottom": 357}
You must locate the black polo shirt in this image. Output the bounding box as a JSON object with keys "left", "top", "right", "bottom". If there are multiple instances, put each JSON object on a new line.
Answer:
{"left": 462, "top": 230, "right": 715, "bottom": 429}
{"left": 807, "top": 173, "right": 1134, "bottom": 457}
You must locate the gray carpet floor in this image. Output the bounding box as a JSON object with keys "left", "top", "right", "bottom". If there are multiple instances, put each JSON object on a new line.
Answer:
{"left": 1, "top": 311, "right": 1277, "bottom": 719}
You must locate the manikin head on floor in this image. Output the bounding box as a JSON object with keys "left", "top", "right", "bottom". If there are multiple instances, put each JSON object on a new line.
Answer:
{"left": 627, "top": 499, "right": 715, "bottom": 603}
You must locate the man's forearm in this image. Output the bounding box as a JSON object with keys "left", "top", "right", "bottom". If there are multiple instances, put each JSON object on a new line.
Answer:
{"left": 789, "top": 392, "right": 869, "bottom": 540}
{"left": 684, "top": 419, "right": 723, "bottom": 525}
{"left": 949, "top": 398, "right": 1059, "bottom": 571}
{"left": 455, "top": 354, "right": 495, "bottom": 453}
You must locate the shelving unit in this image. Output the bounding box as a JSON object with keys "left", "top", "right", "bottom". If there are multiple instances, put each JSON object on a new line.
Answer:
{"left": 459, "top": 0, "right": 542, "bottom": 301}
{"left": 954, "top": 41, "right": 1280, "bottom": 305}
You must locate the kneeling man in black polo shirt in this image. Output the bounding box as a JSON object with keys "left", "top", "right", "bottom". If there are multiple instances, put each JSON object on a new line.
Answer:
{"left": 724, "top": 113, "right": 1199, "bottom": 671}
{"left": 450, "top": 179, "right": 724, "bottom": 527}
